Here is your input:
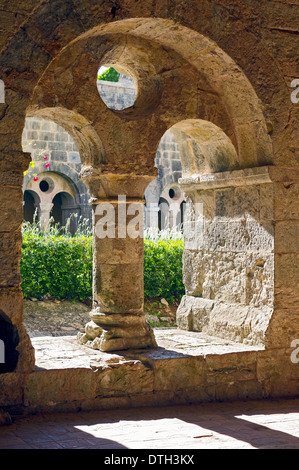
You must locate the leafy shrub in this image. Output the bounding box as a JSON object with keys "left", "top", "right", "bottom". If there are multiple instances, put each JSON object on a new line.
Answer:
{"left": 21, "top": 235, "right": 92, "bottom": 301}
{"left": 144, "top": 239, "right": 184, "bottom": 303}
{"left": 21, "top": 220, "right": 184, "bottom": 303}
{"left": 97, "top": 67, "right": 120, "bottom": 82}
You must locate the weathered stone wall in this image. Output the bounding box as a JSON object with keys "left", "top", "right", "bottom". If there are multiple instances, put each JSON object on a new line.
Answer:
{"left": 23, "top": 97, "right": 185, "bottom": 230}
{"left": 0, "top": 0, "right": 298, "bottom": 413}
{"left": 177, "top": 168, "right": 275, "bottom": 345}
{"left": 155, "top": 129, "right": 182, "bottom": 192}
{"left": 22, "top": 116, "right": 92, "bottom": 226}
{"left": 97, "top": 74, "right": 137, "bottom": 111}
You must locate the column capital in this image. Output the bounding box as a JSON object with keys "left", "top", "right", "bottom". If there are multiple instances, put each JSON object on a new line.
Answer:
{"left": 80, "top": 169, "right": 155, "bottom": 201}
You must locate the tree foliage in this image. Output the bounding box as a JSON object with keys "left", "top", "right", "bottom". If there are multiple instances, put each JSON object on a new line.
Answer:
{"left": 97, "top": 67, "right": 120, "bottom": 82}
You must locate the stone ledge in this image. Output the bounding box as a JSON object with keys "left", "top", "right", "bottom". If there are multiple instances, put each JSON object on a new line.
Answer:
{"left": 3, "top": 329, "right": 298, "bottom": 415}
{"left": 17, "top": 329, "right": 264, "bottom": 413}
{"left": 179, "top": 166, "right": 299, "bottom": 191}
{"left": 32, "top": 328, "right": 262, "bottom": 370}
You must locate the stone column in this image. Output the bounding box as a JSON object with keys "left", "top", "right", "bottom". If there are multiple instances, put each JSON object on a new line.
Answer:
{"left": 39, "top": 202, "right": 53, "bottom": 232}
{"left": 144, "top": 203, "right": 159, "bottom": 229}
{"left": 0, "top": 150, "right": 35, "bottom": 373}
{"left": 78, "top": 173, "right": 157, "bottom": 352}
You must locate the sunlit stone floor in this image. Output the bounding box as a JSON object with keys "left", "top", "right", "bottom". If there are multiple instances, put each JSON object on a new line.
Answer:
{"left": 32, "top": 328, "right": 262, "bottom": 370}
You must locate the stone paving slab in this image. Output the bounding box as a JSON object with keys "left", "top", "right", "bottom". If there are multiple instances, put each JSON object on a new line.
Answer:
{"left": 32, "top": 328, "right": 262, "bottom": 370}
{"left": 0, "top": 398, "right": 299, "bottom": 449}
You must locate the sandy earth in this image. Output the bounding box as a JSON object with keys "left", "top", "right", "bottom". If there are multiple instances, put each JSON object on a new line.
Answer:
{"left": 23, "top": 298, "right": 177, "bottom": 337}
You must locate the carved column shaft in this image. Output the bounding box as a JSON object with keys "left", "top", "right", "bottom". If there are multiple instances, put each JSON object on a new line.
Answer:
{"left": 78, "top": 173, "right": 157, "bottom": 352}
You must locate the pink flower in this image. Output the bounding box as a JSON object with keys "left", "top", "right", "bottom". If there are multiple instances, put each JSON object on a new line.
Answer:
{"left": 33, "top": 176, "right": 38, "bottom": 181}
{"left": 45, "top": 163, "right": 50, "bottom": 168}
{"left": 43, "top": 155, "right": 48, "bottom": 160}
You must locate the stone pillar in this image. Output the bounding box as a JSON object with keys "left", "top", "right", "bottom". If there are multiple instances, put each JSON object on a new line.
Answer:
{"left": 78, "top": 173, "right": 157, "bottom": 352}
{"left": 176, "top": 166, "right": 279, "bottom": 346}
{"left": 39, "top": 202, "right": 53, "bottom": 232}
{"left": 145, "top": 203, "right": 159, "bottom": 229}
{"left": 0, "top": 150, "right": 35, "bottom": 374}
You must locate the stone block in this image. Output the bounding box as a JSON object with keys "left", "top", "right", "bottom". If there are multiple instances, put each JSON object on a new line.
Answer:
{"left": 0, "top": 187, "right": 23, "bottom": 232}
{"left": 274, "top": 183, "right": 299, "bottom": 221}
{"left": 265, "top": 309, "right": 299, "bottom": 349}
{"left": 38, "top": 132, "right": 54, "bottom": 141}
{"left": 234, "top": 185, "right": 260, "bottom": 219}
{"left": 215, "top": 188, "right": 234, "bottom": 217}
{"left": 153, "top": 356, "right": 206, "bottom": 392}
{"left": 182, "top": 250, "right": 204, "bottom": 297}
{"left": 26, "top": 131, "right": 38, "bottom": 140}
{"left": 0, "top": 231, "right": 22, "bottom": 287}
{"left": 55, "top": 132, "right": 68, "bottom": 142}
{"left": 204, "top": 218, "right": 274, "bottom": 253}
{"left": 50, "top": 150, "right": 67, "bottom": 161}
{"left": 93, "top": 358, "right": 154, "bottom": 397}
{"left": 0, "top": 373, "right": 23, "bottom": 408}
{"left": 275, "top": 220, "right": 299, "bottom": 253}
{"left": 176, "top": 295, "right": 214, "bottom": 331}
{"left": 94, "top": 263, "right": 144, "bottom": 314}
{"left": 0, "top": 287, "right": 23, "bottom": 324}
{"left": 260, "top": 184, "right": 274, "bottom": 220}
{"left": 206, "top": 301, "right": 272, "bottom": 345}
{"left": 205, "top": 351, "right": 258, "bottom": 384}
{"left": 68, "top": 151, "right": 81, "bottom": 162}
{"left": 24, "top": 369, "right": 97, "bottom": 409}
{"left": 48, "top": 142, "right": 66, "bottom": 151}
{"left": 15, "top": 324, "right": 35, "bottom": 373}
{"left": 257, "top": 349, "right": 299, "bottom": 398}
{"left": 274, "top": 253, "right": 299, "bottom": 308}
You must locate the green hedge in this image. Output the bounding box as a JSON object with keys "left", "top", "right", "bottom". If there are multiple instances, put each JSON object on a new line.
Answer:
{"left": 21, "top": 235, "right": 93, "bottom": 301}
{"left": 21, "top": 235, "right": 184, "bottom": 302}
{"left": 144, "top": 239, "right": 184, "bottom": 302}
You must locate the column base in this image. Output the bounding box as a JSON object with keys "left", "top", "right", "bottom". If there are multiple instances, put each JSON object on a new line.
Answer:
{"left": 77, "top": 308, "right": 157, "bottom": 352}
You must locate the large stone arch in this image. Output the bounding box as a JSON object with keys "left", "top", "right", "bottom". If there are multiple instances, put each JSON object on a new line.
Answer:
{"left": 0, "top": 3, "right": 298, "bottom": 411}
{"left": 171, "top": 119, "right": 239, "bottom": 176}
{"left": 26, "top": 107, "right": 105, "bottom": 169}
{"left": 20, "top": 17, "right": 278, "bottom": 354}
{"left": 27, "top": 18, "right": 273, "bottom": 173}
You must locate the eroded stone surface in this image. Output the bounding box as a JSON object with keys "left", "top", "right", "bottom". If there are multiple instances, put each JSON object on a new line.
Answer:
{"left": 0, "top": 0, "right": 298, "bottom": 412}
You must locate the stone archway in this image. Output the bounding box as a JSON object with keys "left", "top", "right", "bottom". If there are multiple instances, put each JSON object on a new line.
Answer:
{"left": 0, "top": 2, "right": 298, "bottom": 411}
{"left": 24, "top": 171, "right": 81, "bottom": 232}
{"left": 168, "top": 119, "right": 274, "bottom": 345}
{"left": 23, "top": 190, "right": 40, "bottom": 224}
{"left": 21, "top": 17, "right": 276, "bottom": 353}
{"left": 51, "top": 191, "right": 78, "bottom": 234}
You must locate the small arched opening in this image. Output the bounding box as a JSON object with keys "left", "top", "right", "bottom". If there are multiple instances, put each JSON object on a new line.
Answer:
{"left": 51, "top": 191, "right": 78, "bottom": 234}
{"left": 23, "top": 190, "right": 40, "bottom": 224}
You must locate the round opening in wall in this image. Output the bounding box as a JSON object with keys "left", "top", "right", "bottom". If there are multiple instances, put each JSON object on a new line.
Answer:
{"left": 167, "top": 186, "right": 182, "bottom": 201}
{"left": 169, "top": 188, "right": 175, "bottom": 199}
{"left": 96, "top": 65, "right": 137, "bottom": 111}
{"left": 39, "top": 180, "right": 49, "bottom": 192}
{"left": 38, "top": 177, "right": 54, "bottom": 194}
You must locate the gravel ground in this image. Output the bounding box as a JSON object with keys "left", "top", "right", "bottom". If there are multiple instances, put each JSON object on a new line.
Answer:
{"left": 23, "top": 298, "right": 177, "bottom": 337}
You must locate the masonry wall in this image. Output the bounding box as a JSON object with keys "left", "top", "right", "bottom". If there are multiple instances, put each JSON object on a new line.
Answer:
{"left": 0, "top": 0, "right": 298, "bottom": 414}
